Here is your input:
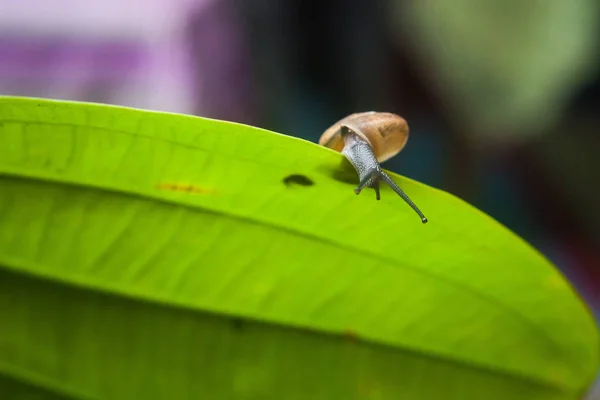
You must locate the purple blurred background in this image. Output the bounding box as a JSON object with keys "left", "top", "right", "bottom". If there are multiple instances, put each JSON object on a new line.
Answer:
{"left": 1, "top": 0, "right": 599, "bottom": 396}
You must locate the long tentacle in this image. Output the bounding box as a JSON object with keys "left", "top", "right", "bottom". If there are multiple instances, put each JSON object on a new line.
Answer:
{"left": 380, "top": 171, "right": 428, "bottom": 223}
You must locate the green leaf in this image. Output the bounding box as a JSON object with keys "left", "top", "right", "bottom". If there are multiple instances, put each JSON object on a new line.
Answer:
{"left": 0, "top": 96, "right": 597, "bottom": 400}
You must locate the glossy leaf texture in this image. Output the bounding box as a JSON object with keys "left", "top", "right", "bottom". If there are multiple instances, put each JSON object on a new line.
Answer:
{"left": 0, "top": 96, "right": 598, "bottom": 400}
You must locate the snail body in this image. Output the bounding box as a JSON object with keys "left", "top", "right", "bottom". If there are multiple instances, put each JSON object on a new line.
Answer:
{"left": 319, "top": 112, "right": 427, "bottom": 223}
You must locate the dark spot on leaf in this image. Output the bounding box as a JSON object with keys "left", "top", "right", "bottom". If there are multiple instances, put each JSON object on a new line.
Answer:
{"left": 283, "top": 174, "right": 314, "bottom": 187}
{"left": 232, "top": 318, "right": 244, "bottom": 331}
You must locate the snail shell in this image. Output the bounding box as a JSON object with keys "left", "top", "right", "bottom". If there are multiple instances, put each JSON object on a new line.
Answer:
{"left": 318, "top": 111, "right": 409, "bottom": 163}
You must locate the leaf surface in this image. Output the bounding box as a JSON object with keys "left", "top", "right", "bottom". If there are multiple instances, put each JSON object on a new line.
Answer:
{"left": 0, "top": 97, "right": 597, "bottom": 399}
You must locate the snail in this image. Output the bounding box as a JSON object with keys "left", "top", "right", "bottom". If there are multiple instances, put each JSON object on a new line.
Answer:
{"left": 319, "top": 111, "right": 428, "bottom": 223}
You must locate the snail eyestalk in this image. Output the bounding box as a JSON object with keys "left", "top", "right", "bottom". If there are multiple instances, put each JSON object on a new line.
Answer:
{"left": 380, "top": 172, "right": 428, "bottom": 223}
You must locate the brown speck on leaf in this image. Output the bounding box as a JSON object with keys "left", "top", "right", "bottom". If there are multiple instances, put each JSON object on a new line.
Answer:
{"left": 345, "top": 330, "right": 358, "bottom": 343}
{"left": 156, "top": 183, "right": 213, "bottom": 194}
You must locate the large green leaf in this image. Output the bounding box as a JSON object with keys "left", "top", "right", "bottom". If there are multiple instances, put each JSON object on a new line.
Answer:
{"left": 0, "top": 96, "right": 597, "bottom": 399}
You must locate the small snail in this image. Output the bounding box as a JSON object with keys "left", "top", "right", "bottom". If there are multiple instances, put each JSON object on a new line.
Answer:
{"left": 319, "top": 111, "right": 428, "bottom": 223}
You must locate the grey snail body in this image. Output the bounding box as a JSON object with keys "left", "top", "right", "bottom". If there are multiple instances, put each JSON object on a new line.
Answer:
{"left": 319, "top": 112, "right": 427, "bottom": 223}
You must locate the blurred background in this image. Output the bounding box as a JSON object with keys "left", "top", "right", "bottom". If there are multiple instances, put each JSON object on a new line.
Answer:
{"left": 1, "top": 0, "right": 599, "bottom": 396}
